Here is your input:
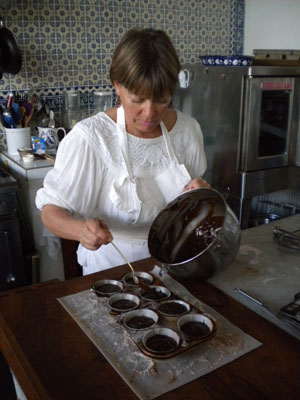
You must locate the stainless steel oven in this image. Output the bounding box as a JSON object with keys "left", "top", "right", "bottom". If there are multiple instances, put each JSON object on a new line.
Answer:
{"left": 241, "top": 76, "right": 300, "bottom": 171}
{"left": 173, "top": 65, "right": 300, "bottom": 228}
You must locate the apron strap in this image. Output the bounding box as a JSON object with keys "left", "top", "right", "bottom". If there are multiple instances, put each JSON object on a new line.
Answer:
{"left": 117, "top": 106, "right": 134, "bottom": 180}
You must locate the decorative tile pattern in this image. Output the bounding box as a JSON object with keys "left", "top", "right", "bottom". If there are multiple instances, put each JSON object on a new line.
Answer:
{"left": 0, "top": 0, "right": 244, "bottom": 115}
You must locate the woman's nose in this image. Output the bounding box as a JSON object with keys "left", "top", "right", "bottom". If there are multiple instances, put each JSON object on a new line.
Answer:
{"left": 142, "top": 100, "right": 156, "bottom": 117}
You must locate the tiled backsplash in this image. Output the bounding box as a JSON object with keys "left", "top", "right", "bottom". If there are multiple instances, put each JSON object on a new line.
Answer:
{"left": 0, "top": 0, "right": 244, "bottom": 112}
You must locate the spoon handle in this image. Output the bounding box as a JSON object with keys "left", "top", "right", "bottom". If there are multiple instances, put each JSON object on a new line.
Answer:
{"left": 111, "top": 242, "right": 136, "bottom": 280}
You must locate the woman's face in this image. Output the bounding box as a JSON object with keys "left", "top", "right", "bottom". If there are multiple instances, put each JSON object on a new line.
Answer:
{"left": 114, "top": 82, "right": 171, "bottom": 138}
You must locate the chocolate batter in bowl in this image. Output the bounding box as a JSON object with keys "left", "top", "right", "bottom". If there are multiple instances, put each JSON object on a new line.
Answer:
{"left": 148, "top": 188, "right": 241, "bottom": 279}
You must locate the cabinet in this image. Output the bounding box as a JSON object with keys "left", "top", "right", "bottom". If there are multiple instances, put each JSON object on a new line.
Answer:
{"left": 0, "top": 151, "right": 65, "bottom": 282}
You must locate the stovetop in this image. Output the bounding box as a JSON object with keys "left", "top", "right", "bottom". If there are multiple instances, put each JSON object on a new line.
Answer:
{"left": 0, "top": 167, "right": 18, "bottom": 191}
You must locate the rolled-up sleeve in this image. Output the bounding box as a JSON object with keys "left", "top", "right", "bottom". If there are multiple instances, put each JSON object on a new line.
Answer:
{"left": 36, "top": 126, "right": 104, "bottom": 217}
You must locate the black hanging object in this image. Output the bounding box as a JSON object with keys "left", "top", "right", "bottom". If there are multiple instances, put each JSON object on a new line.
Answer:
{"left": 0, "top": 17, "right": 22, "bottom": 76}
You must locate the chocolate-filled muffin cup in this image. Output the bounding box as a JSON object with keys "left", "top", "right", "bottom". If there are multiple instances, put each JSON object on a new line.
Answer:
{"left": 177, "top": 313, "right": 214, "bottom": 339}
{"left": 142, "top": 327, "right": 180, "bottom": 354}
{"left": 139, "top": 285, "right": 171, "bottom": 302}
{"left": 123, "top": 309, "right": 159, "bottom": 330}
{"left": 107, "top": 293, "right": 140, "bottom": 312}
{"left": 157, "top": 299, "right": 191, "bottom": 317}
{"left": 122, "top": 271, "right": 153, "bottom": 287}
{"left": 91, "top": 279, "right": 124, "bottom": 296}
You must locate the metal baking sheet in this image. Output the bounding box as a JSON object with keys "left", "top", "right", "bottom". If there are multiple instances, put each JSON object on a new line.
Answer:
{"left": 58, "top": 266, "right": 262, "bottom": 400}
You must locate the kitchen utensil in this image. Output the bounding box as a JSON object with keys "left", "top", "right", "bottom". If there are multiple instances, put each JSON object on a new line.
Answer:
{"left": 111, "top": 242, "right": 137, "bottom": 283}
{"left": 148, "top": 188, "right": 241, "bottom": 279}
{"left": 0, "top": 16, "right": 22, "bottom": 75}
{"left": 2, "top": 108, "right": 16, "bottom": 128}
{"left": 111, "top": 242, "right": 153, "bottom": 293}
{"left": 48, "top": 110, "right": 55, "bottom": 128}
{"left": 234, "top": 288, "right": 272, "bottom": 313}
{"left": 273, "top": 226, "right": 300, "bottom": 250}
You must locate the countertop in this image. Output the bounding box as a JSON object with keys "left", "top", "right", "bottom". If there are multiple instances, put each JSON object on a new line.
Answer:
{"left": 209, "top": 214, "right": 300, "bottom": 339}
{"left": 0, "top": 242, "right": 299, "bottom": 399}
{"left": 0, "top": 150, "right": 54, "bottom": 180}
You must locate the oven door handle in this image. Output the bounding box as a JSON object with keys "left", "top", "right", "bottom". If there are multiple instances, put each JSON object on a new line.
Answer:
{"left": 3, "top": 230, "right": 16, "bottom": 283}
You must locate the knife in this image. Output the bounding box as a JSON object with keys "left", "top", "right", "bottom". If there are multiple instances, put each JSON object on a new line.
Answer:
{"left": 234, "top": 288, "right": 271, "bottom": 312}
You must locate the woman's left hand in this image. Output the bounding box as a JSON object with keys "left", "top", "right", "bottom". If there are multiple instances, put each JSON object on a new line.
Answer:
{"left": 183, "top": 177, "right": 211, "bottom": 191}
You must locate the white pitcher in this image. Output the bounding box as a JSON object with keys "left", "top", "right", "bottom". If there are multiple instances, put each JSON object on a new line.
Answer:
{"left": 38, "top": 126, "right": 66, "bottom": 152}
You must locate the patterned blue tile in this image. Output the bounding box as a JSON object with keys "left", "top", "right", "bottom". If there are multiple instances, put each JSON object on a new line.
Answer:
{"left": 0, "top": 0, "right": 245, "bottom": 115}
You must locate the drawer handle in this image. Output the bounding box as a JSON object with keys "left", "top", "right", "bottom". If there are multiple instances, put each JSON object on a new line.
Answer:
{"left": 3, "top": 230, "right": 16, "bottom": 283}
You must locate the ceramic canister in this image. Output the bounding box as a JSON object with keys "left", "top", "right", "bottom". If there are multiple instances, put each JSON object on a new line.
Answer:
{"left": 5, "top": 127, "right": 31, "bottom": 155}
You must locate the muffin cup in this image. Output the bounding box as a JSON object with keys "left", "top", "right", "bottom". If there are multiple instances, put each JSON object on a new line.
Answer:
{"left": 142, "top": 327, "right": 180, "bottom": 354}
{"left": 123, "top": 309, "right": 159, "bottom": 330}
{"left": 139, "top": 285, "right": 171, "bottom": 302}
{"left": 122, "top": 271, "right": 153, "bottom": 287}
{"left": 91, "top": 279, "right": 124, "bottom": 296}
{"left": 157, "top": 299, "right": 191, "bottom": 317}
{"left": 107, "top": 293, "right": 140, "bottom": 312}
{"left": 177, "top": 313, "right": 214, "bottom": 339}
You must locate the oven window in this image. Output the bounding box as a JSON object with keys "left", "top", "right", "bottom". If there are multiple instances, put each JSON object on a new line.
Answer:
{"left": 258, "top": 90, "right": 290, "bottom": 157}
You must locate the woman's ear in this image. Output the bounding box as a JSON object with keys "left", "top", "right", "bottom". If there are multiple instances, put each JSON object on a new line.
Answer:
{"left": 113, "top": 81, "right": 120, "bottom": 95}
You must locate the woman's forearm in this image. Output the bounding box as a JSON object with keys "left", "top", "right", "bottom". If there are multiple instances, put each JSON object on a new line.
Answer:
{"left": 41, "top": 205, "right": 113, "bottom": 250}
{"left": 41, "top": 205, "right": 85, "bottom": 241}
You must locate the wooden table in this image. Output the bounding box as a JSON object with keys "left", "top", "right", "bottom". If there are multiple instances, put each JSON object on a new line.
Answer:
{"left": 0, "top": 258, "right": 299, "bottom": 400}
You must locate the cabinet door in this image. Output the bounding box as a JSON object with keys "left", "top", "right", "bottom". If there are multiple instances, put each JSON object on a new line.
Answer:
{"left": 0, "top": 216, "right": 26, "bottom": 291}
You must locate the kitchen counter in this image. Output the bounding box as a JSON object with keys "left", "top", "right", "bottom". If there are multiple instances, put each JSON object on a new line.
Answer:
{"left": 0, "top": 250, "right": 299, "bottom": 399}
{"left": 209, "top": 214, "right": 300, "bottom": 339}
{"left": 0, "top": 150, "right": 54, "bottom": 180}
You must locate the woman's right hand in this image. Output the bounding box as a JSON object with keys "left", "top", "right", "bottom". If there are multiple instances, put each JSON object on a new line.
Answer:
{"left": 41, "top": 205, "right": 113, "bottom": 250}
{"left": 79, "top": 218, "right": 113, "bottom": 251}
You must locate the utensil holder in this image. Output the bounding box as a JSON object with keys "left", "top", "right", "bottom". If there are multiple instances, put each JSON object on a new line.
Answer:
{"left": 5, "top": 127, "right": 31, "bottom": 155}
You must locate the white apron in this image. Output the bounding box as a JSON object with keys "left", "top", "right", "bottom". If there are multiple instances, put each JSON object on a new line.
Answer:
{"left": 80, "top": 106, "right": 192, "bottom": 274}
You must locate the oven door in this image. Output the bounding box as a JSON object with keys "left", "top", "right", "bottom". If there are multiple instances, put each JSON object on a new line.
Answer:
{"left": 240, "top": 76, "right": 299, "bottom": 171}
{"left": 0, "top": 216, "right": 26, "bottom": 291}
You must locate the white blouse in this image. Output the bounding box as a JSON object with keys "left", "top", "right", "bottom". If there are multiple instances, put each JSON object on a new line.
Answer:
{"left": 35, "top": 109, "right": 207, "bottom": 274}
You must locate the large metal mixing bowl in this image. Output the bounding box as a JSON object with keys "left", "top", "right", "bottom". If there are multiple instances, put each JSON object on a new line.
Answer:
{"left": 148, "top": 188, "right": 241, "bottom": 279}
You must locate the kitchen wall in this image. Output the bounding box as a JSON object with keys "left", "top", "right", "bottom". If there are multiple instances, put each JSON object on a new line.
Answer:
{"left": 0, "top": 0, "right": 244, "bottom": 113}
{"left": 244, "top": 0, "right": 300, "bottom": 55}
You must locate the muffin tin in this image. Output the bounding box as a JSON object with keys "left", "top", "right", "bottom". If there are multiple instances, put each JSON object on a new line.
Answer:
{"left": 91, "top": 272, "right": 216, "bottom": 358}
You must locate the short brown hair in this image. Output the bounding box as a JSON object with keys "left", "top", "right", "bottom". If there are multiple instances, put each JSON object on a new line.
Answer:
{"left": 109, "top": 28, "right": 181, "bottom": 100}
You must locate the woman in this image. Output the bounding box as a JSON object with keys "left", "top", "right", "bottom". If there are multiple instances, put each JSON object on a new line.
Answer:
{"left": 36, "top": 28, "right": 209, "bottom": 275}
